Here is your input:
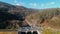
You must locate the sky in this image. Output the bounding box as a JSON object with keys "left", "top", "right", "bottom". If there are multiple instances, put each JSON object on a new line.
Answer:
{"left": 0, "top": 0, "right": 60, "bottom": 9}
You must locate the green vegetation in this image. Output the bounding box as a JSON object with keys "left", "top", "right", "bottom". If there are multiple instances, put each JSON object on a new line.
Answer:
{"left": 0, "top": 7, "right": 19, "bottom": 29}
{"left": 43, "top": 29, "right": 53, "bottom": 34}
{"left": 43, "top": 28, "right": 60, "bottom": 34}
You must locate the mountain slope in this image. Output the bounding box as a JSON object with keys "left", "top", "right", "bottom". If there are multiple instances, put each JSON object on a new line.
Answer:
{"left": 26, "top": 8, "right": 60, "bottom": 29}
{"left": 0, "top": 2, "right": 39, "bottom": 29}
{"left": 0, "top": 2, "right": 39, "bottom": 17}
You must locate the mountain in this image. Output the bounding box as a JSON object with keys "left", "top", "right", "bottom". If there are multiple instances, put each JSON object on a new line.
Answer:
{"left": 26, "top": 8, "right": 60, "bottom": 29}
{"left": 2, "top": 1, "right": 60, "bottom": 29}
{"left": 0, "top": 2, "right": 39, "bottom": 29}
{"left": 0, "top": 1, "right": 39, "bottom": 16}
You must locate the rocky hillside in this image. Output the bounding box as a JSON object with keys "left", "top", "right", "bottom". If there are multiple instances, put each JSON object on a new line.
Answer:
{"left": 0, "top": 2, "right": 39, "bottom": 17}
{"left": 1, "top": 1, "right": 60, "bottom": 29}
{"left": 26, "top": 8, "right": 60, "bottom": 29}
{"left": 0, "top": 2, "right": 39, "bottom": 29}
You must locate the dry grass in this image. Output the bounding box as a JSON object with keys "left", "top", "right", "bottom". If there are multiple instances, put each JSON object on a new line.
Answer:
{"left": 42, "top": 28, "right": 60, "bottom": 34}
{"left": 0, "top": 31, "right": 18, "bottom": 34}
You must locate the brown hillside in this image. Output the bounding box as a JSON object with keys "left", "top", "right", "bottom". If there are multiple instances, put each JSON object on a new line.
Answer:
{"left": 26, "top": 8, "right": 60, "bottom": 29}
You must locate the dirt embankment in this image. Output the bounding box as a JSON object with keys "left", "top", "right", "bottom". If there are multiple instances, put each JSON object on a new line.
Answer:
{"left": 0, "top": 31, "right": 17, "bottom": 34}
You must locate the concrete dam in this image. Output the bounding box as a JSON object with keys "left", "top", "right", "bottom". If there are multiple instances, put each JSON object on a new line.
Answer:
{"left": 18, "top": 19, "right": 43, "bottom": 34}
{"left": 18, "top": 26, "right": 43, "bottom": 34}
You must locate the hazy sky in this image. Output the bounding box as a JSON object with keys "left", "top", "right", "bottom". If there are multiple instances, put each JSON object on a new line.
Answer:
{"left": 0, "top": 0, "right": 60, "bottom": 9}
